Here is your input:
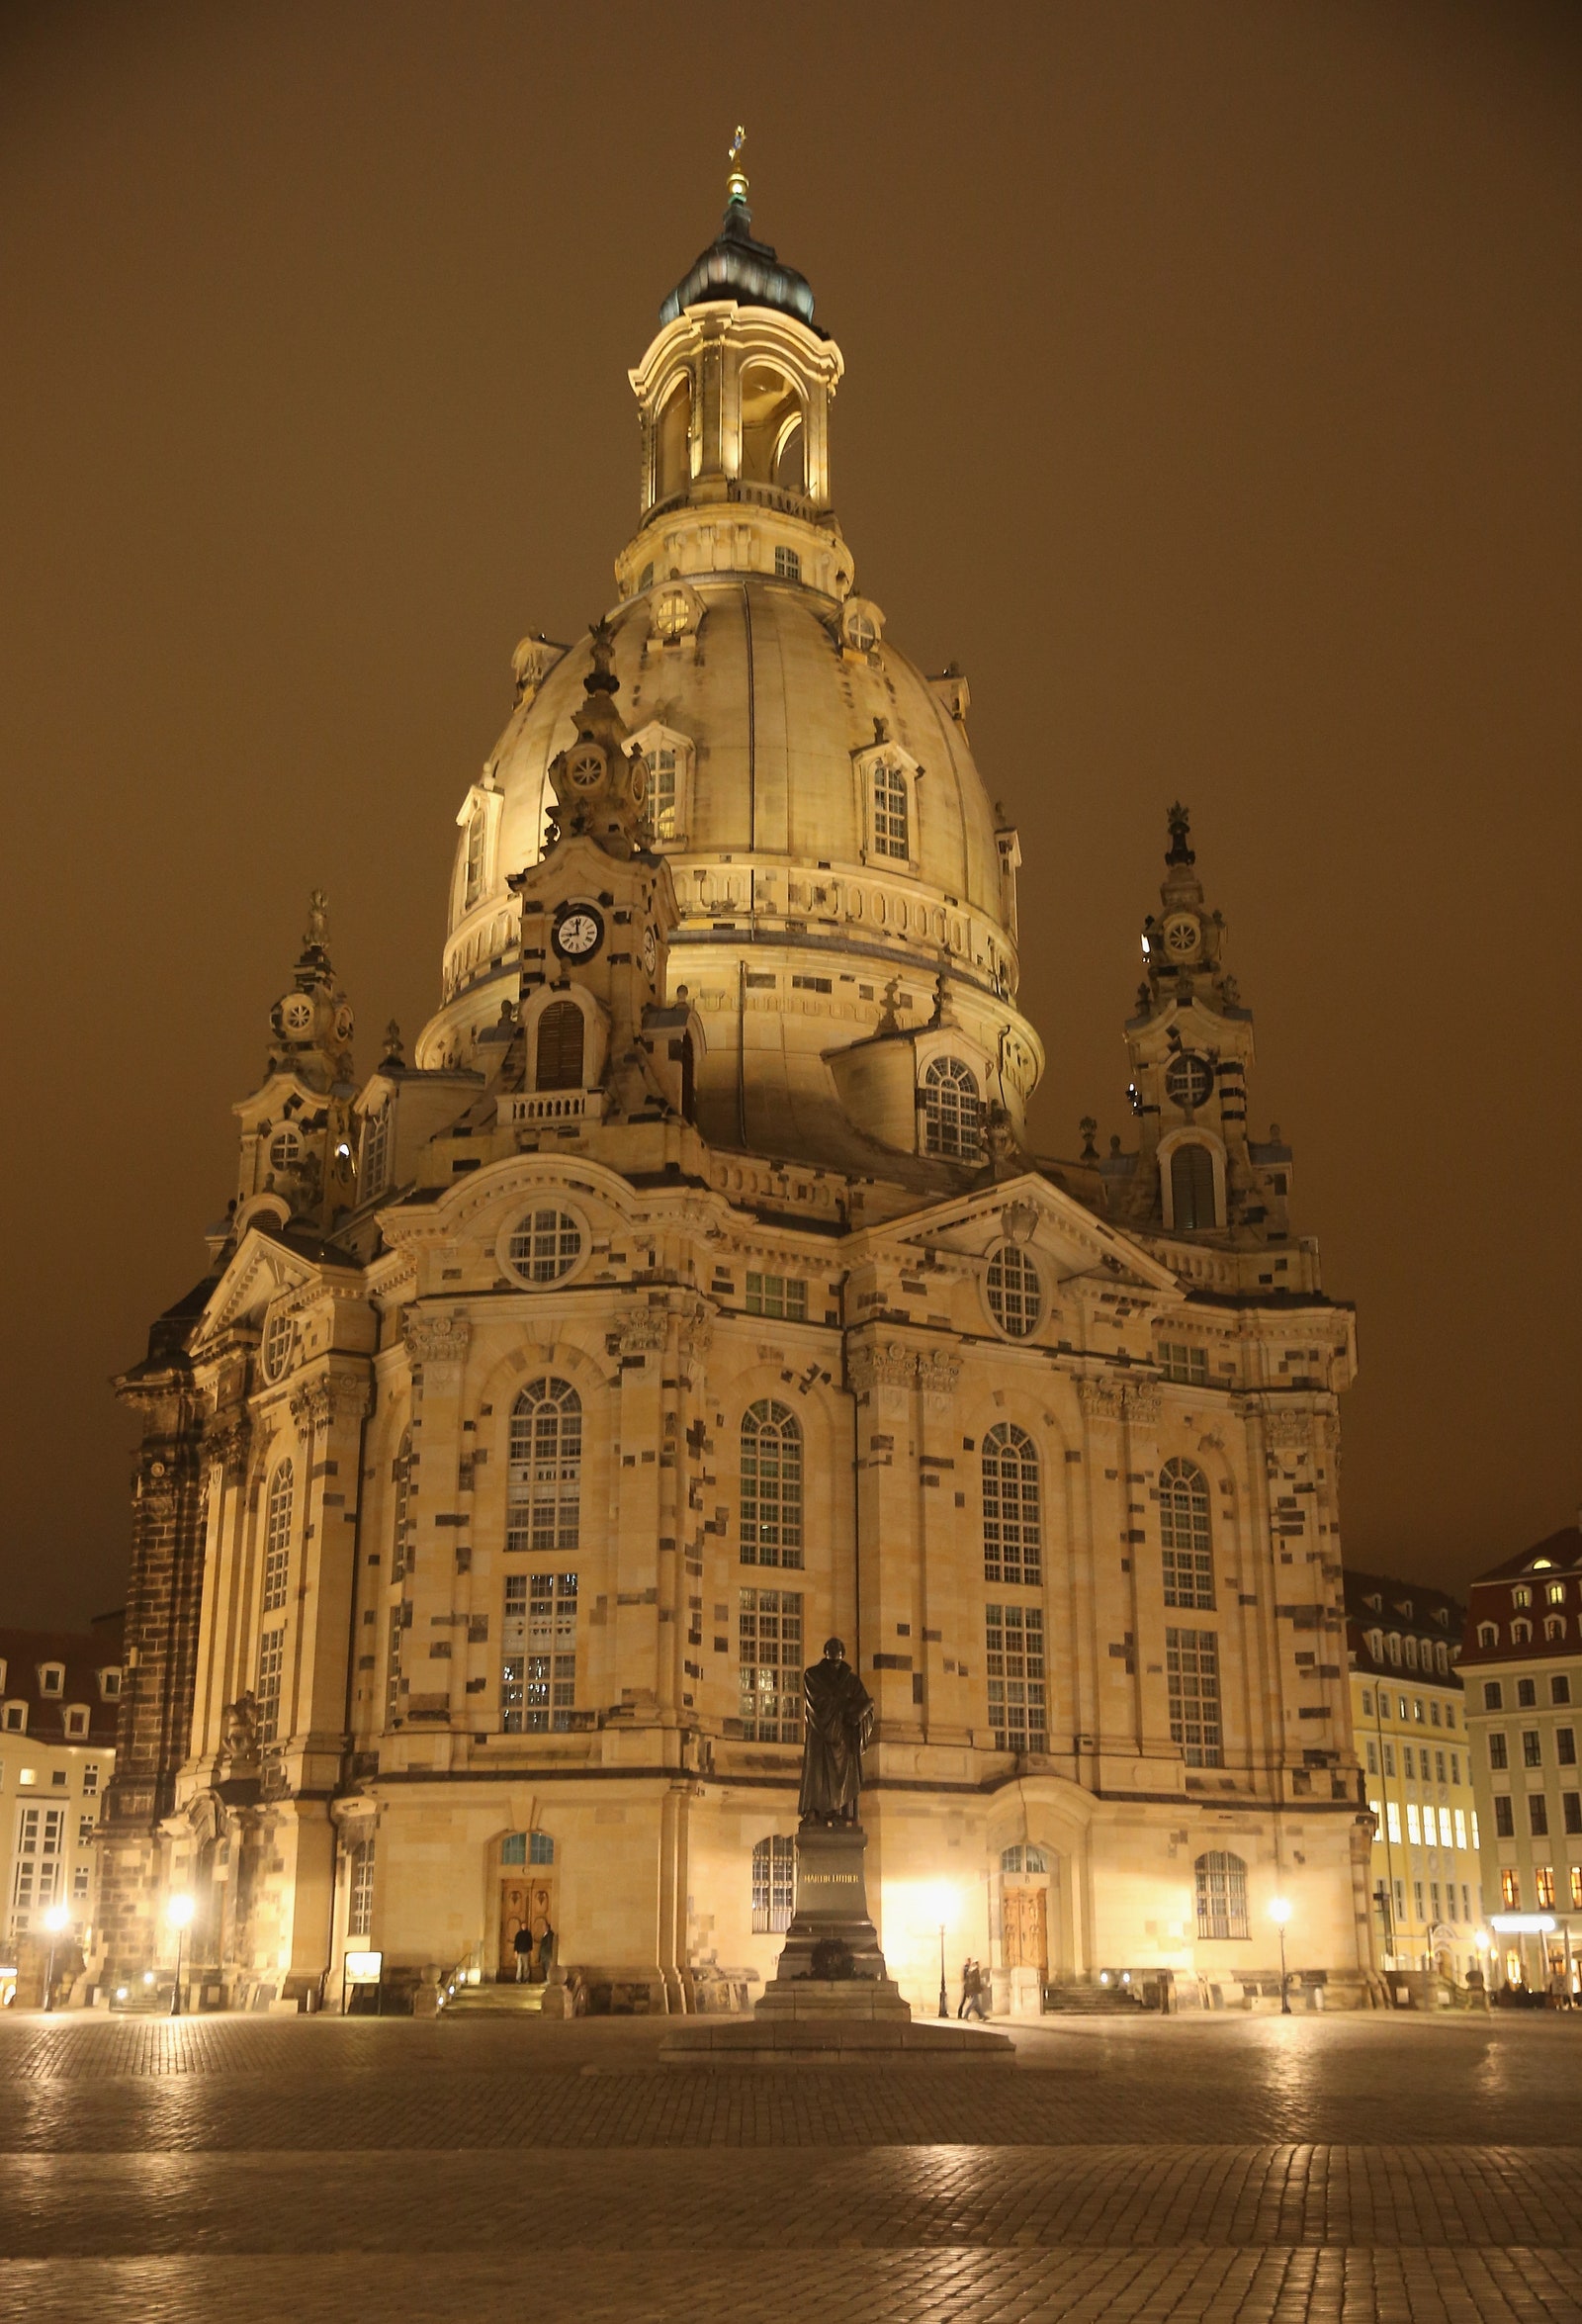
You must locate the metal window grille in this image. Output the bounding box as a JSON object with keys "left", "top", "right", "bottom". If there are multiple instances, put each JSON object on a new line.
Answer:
{"left": 1194, "top": 1850, "right": 1249, "bottom": 1939}
{"left": 751, "top": 1833, "right": 796, "bottom": 1932}
{"left": 1166, "top": 1627, "right": 1222, "bottom": 1766}
{"left": 985, "top": 1603, "right": 1047, "bottom": 1753}
{"left": 738, "top": 1590, "right": 804, "bottom": 1742}
{"left": 1160, "top": 1459, "right": 1214, "bottom": 1610}
{"left": 923, "top": 1056, "right": 981, "bottom": 1159}
{"left": 261, "top": 1463, "right": 294, "bottom": 1612}
{"left": 982, "top": 1424, "right": 1041, "bottom": 1586}
{"left": 506, "top": 1379, "right": 582, "bottom": 1555}
{"left": 740, "top": 1400, "right": 803, "bottom": 1568}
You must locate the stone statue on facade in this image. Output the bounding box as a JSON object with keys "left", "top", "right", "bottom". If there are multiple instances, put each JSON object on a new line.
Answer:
{"left": 798, "top": 1637, "right": 875, "bottom": 1827}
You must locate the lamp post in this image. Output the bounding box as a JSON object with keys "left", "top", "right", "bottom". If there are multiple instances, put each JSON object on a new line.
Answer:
{"left": 167, "top": 1894, "right": 195, "bottom": 2018}
{"left": 924, "top": 1882, "right": 954, "bottom": 2020}
{"left": 42, "top": 1903, "right": 69, "bottom": 2013}
{"left": 1269, "top": 1895, "right": 1292, "bottom": 2014}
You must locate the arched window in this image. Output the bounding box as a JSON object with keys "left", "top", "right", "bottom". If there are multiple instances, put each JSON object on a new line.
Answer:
{"left": 362, "top": 1104, "right": 392, "bottom": 1198}
{"left": 983, "top": 1424, "right": 1041, "bottom": 1586}
{"left": 1160, "top": 1458, "right": 1213, "bottom": 1610}
{"left": 1386, "top": 1633, "right": 1402, "bottom": 1664}
{"left": 506, "top": 1380, "right": 582, "bottom": 1555}
{"left": 740, "top": 1400, "right": 804, "bottom": 1567}
{"left": 651, "top": 746, "right": 679, "bottom": 839}
{"left": 872, "top": 760, "right": 909, "bottom": 859}
{"left": 751, "top": 1834, "right": 796, "bottom": 1933}
{"left": 739, "top": 363, "right": 803, "bottom": 486}
{"left": 1477, "top": 1624, "right": 1497, "bottom": 1648}
{"left": 773, "top": 414, "right": 805, "bottom": 494}
{"left": 1169, "top": 1142, "right": 1217, "bottom": 1231}
{"left": 923, "top": 1057, "right": 981, "bottom": 1160}
{"left": 261, "top": 1461, "right": 294, "bottom": 1613}
{"left": 535, "top": 1001, "right": 585, "bottom": 1092}
{"left": 657, "top": 374, "right": 691, "bottom": 499}
{"left": 391, "top": 1430, "right": 412, "bottom": 1583}
{"left": 501, "top": 1831, "right": 555, "bottom": 1865}
{"left": 1545, "top": 1615, "right": 1565, "bottom": 1642}
{"left": 1512, "top": 1619, "right": 1533, "bottom": 1644}
{"left": 268, "top": 1127, "right": 302, "bottom": 1173}
{"left": 463, "top": 808, "right": 486, "bottom": 911}
{"left": 1403, "top": 1635, "right": 1419, "bottom": 1669}
{"left": 1000, "top": 1844, "right": 1049, "bottom": 1875}
{"left": 1194, "top": 1850, "right": 1249, "bottom": 1940}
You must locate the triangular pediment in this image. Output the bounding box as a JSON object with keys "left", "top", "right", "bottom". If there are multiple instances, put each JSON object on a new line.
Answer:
{"left": 881, "top": 1171, "right": 1182, "bottom": 1295}
{"left": 188, "top": 1227, "right": 351, "bottom": 1355}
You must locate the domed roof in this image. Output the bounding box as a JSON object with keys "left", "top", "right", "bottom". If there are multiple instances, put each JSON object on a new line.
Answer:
{"left": 659, "top": 191, "right": 821, "bottom": 335}
{"left": 486, "top": 582, "right": 1004, "bottom": 922}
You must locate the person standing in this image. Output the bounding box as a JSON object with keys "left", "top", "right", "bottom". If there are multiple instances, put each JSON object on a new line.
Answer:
{"left": 512, "top": 1922, "right": 533, "bottom": 1983}
{"left": 536, "top": 1919, "right": 556, "bottom": 1984}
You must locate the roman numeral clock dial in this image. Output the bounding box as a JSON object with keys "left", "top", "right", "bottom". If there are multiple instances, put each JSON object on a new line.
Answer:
{"left": 552, "top": 904, "right": 604, "bottom": 961}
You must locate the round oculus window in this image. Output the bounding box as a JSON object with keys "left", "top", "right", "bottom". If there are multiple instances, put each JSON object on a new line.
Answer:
{"left": 1164, "top": 916, "right": 1199, "bottom": 956}
{"left": 279, "top": 994, "right": 313, "bottom": 1033}
{"left": 567, "top": 746, "right": 604, "bottom": 791}
{"left": 268, "top": 1127, "right": 303, "bottom": 1170}
{"left": 655, "top": 588, "right": 690, "bottom": 641}
{"left": 985, "top": 1243, "right": 1042, "bottom": 1339}
{"left": 1165, "top": 1053, "right": 1214, "bottom": 1112}
{"left": 505, "top": 1207, "right": 583, "bottom": 1285}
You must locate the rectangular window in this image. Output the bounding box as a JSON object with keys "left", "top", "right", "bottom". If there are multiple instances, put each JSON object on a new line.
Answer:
{"left": 1536, "top": 1865, "right": 1556, "bottom": 1909}
{"left": 738, "top": 1589, "right": 804, "bottom": 1743}
{"left": 1554, "top": 1675, "right": 1572, "bottom": 1706}
{"left": 256, "top": 1628, "right": 285, "bottom": 1744}
{"left": 1368, "top": 1798, "right": 1382, "bottom": 1828}
{"left": 750, "top": 1833, "right": 796, "bottom": 1934}
{"left": 1158, "top": 1342, "right": 1208, "bottom": 1386}
{"left": 386, "top": 1604, "right": 404, "bottom": 1724}
{"left": 1412, "top": 1879, "right": 1424, "bottom": 1921}
{"left": 1523, "top": 1731, "right": 1542, "bottom": 1767}
{"left": 1382, "top": 1743, "right": 1396, "bottom": 1777}
{"left": 502, "top": 1572, "right": 577, "bottom": 1734}
{"left": 1439, "top": 1805, "right": 1453, "bottom": 1847}
{"left": 1488, "top": 1733, "right": 1508, "bottom": 1770}
{"left": 1406, "top": 1802, "right": 1421, "bottom": 1843}
{"left": 1453, "top": 1808, "right": 1467, "bottom": 1851}
{"left": 1193, "top": 1851, "right": 1249, "bottom": 1940}
{"left": 1446, "top": 1706, "right": 1455, "bottom": 1730}
{"left": 773, "top": 545, "right": 801, "bottom": 582}
{"left": 1402, "top": 1744, "right": 1414, "bottom": 1778}
{"left": 1530, "top": 1793, "right": 1548, "bottom": 1836}
{"left": 1572, "top": 1866, "right": 1582, "bottom": 1911}
{"left": 1470, "top": 1810, "right": 1480, "bottom": 1848}
{"left": 1494, "top": 1795, "right": 1514, "bottom": 1837}
{"left": 1165, "top": 1627, "right": 1222, "bottom": 1768}
{"left": 745, "top": 1272, "right": 807, "bottom": 1321}
{"left": 347, "top": 1838, "right": 375, "bottom": 1939}
{"left": 1450, "top": 1752, "right": 1460, "bottom": 1783}
{"left": 1435, "top": 1749, "right": 1447, "bottom": 1783}
{"left": 10, "top": 1804, "right": 65, "bottom": 1928}
{"left": 1386, "top": 1801, "right": 1402, "bottom": 1843}
{"left": 987, "top": 1603, "right": 1048, "bottom": 1754}
{"left": 1518, "top": 1679, "right": 1537, "bottom": 1708}
{"left": 1430, "top": 1880, "right": 1441, "bottom": 1921}
{"left": 77, "top": 1816, "right": 94, "bottom": 1847}
{"left": 1365, "top": 1740, "right": 1377, "bottom": 1774}
{"left": 1393, "top": 1877, "right": 1405, "bottom": 1920}
{"left": 1361, "top": 1687, "right": 1373, "bottom": 1717}
{"left": 1563, "top": 1793, "right": 1582, "bottom": 1835}
{"left": 1559, "top": 1728, "right": 1577, "bottom": 1767}
{"left": 871, "top": 761, "right": 909, "bottom": 859}
{"left": 1431, "top": 1699, "right": 1442, "bottom": 1727}
{"left": 653, "top": 748, "right": 678, "bottom": 842}
{"left": 72, "top": 1865, "right": 90, "bottom": 1901}
{"left": 1484, "top": 1681, "right": 1503, "bottom": 1710}
{"left": 1160, "top": 1491, "right": 1213, "bottom": 1611}
{"left": 81, "top": 1764, "right": 99, "bottom": 1797}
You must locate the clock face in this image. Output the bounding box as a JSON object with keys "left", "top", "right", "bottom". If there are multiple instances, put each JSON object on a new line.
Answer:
{"left": 333, "top": 1005, "right": 354, "bottom": 1042}
{"left": 642, "top": 927, "right": 658, "bottom": 974}
{"left": 553, "top": 905, "right": 604, "bottom": 961}
{"left": 280, "top": 995, "right": 313, "bottom": 1033}
{"left": 568, "top": 746, "right": 604, "bottom": 791}
{"left": 1165, "top": 916, "right": 1199, "bottom": 957}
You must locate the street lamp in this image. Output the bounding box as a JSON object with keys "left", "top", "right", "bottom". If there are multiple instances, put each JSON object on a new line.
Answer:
{"left": 923, "top": 1882, "right": 954, "bottom": 2020}
{"left": 42, "top": 1904, "right": 69, "bottom": 2014}
{"left": 1269, "top": 1895, "right": 1292, "bottom": 2014}
{"left": 167, "top": 1894, "right": 195, "bottom": 2018}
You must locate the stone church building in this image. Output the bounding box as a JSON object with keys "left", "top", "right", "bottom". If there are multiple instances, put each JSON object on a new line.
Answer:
{"left": 101, "top": 160, "right": 1373, "bottom": 2014}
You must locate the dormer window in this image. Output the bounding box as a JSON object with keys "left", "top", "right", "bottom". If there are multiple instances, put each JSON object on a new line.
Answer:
{"left": 1513, "top": 1585, "right": 1532, "bottom": 1608}
{"left": 39, "top": 1664, "right": 63, "bottom": 1697}
{"left": 64, "top": 1706, "right": 89, "bottom": 1740}
{"left": 871, "top": 760, "right": 909, "bottom": 859}
{"left": 629, "top": 724, "right": 695, "bottom": 849}
{"left": 1365, "top": 1629, "right": 1383, "bottom": 1659}
{"left": 922, "top": 1057, "right": 982, "bottom": 1161}
{"left": 1545, "top": 1615, "right": 1566, "bottom": 1642}
{"left": 1547, "top": 1581, "right": 1567, "bottom": 1606}
{"left": 99, "top": 1668, "right": 122, "bottom": 1701}
{"left": 1512, "top": 1618, "right": 1533, "bottom": 1643}
{"left": 3, "top": 1703, "right": 26, "bottom": 1733}
{"left": 1477, "top": 1623, "right": 1498, "bottom": 1649}
{"left": 1385, "top": 1633, "right": 1402, "bottom": 1665}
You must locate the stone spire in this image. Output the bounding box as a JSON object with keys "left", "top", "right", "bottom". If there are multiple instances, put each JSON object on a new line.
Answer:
{"left": 265, "top": 890, "right": 355, "bottom": 1094}
{"left": 541, "top": 623, "right": 650, "bottom": 860}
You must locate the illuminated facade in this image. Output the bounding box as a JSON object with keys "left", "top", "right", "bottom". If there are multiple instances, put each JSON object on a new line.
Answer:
{"left": 1460, "top": 1524, "right": 1582, "bottom": 1995}
{"left": 100, "top": 160, "right": 1376, "bottom": 2015}
{"left": 0, "top": 1621, "right": 121, "bottom": 1988}
{"left": 1344, "top": 1572, "right": 1482, "bottom": 1980}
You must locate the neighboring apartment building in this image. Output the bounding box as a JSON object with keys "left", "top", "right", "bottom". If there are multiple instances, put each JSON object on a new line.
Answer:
{"left": 1346, "top": 1570, "right": 1482, "bottom": 1978}
{"left": 1460, "top": 1524, "right": 1582, "bottom": 1994}
{"left": 1, "top": 1616, "right": 123, "bottom": 1969}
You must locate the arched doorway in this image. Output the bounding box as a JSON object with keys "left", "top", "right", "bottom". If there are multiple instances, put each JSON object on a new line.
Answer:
{"left": 998, "top": 1844, "right": 1054, "bottom": 2014}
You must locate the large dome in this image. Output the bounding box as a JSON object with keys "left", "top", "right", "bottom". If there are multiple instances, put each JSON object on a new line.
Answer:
{"left": 418, "top": 187, "right": 1042, "bottom": 1173}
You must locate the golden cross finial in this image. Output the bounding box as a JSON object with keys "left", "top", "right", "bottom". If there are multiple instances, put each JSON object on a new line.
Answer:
{"left": 727, "top": 124, "right": 748, "bottom": 205}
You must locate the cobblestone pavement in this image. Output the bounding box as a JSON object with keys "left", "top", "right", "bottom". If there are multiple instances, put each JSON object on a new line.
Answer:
{"left": 3, "top": 2012, "right": 1579, "bottom": 2321}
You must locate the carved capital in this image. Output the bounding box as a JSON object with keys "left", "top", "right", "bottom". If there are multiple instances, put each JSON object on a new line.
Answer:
{"left": 847, "top": 1341, "right": 914, "bottom": 1396}
{"left": 1123, "top": 1382, "right": 1162, "bottom": 1427}
{"left": 920, "top": 1352, "right": 962, "bottom": 1404}
{"left": 1258, "top": 1407, "right": 1313, "bottom": 1450}
{"left": 290, "top": 1374, "right": 372, "bottom": 1439}
{"left": 1076, "top": 1376, "right": 1124, "bottom": 1422}
{"left": 403, "top": 1311, "right": 474, "bottom": 1371}
{"left": 677, "top": 1297, "right": 714, "bottom": 1359}
{"left": 617, "top": 1306, "right": 667, "bottom": 1355}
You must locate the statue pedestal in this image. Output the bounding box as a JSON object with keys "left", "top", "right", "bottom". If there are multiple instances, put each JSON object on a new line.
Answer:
{"left": 755, "top": 1823, "right": 908, "bottom": 2018}
{"left": 659, "top": 1819, "right": 1013, "bottom": 2065}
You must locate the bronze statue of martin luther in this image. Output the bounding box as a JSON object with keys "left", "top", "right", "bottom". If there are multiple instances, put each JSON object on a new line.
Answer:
{"left": 798, "top": 1637, "right": 876, "bottom": 1827}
